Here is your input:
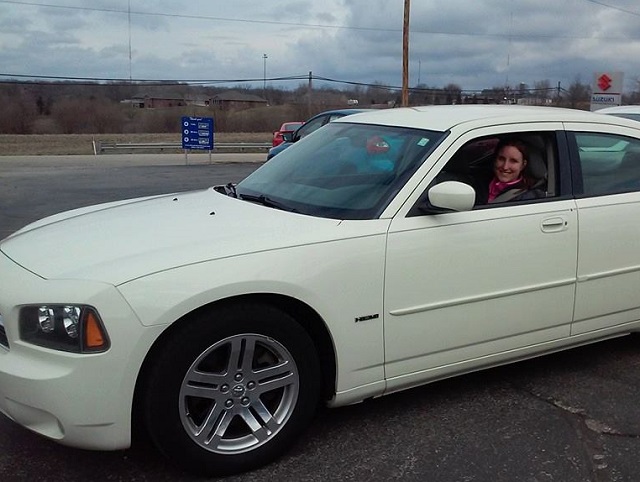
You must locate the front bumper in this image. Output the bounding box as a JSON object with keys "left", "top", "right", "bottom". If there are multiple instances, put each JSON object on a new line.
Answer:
{"left": 0, "top": 251, "right": 164, "bottom": 450}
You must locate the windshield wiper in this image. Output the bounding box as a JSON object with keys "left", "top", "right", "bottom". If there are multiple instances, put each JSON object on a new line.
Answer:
{"left": 225, "top": 183, "right": 237, "bottom": 197}
{"left": 238, "top": 193, "right": 297, "bottom": 212}
{"left": 213, "top": 183, "right": 238, "bottom": 197}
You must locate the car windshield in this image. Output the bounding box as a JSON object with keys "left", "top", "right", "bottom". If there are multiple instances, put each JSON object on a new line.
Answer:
{"left": 236, "top": 122, "right": 445, "bottom": 220}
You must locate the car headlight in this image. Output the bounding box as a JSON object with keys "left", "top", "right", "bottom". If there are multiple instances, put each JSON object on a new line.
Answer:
{"left": 19, "top": 305, "right": 110, "bottom": 353}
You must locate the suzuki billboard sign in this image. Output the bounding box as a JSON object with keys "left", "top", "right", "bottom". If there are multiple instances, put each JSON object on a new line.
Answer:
{"left": 591, "top": 71, "right": 623, "bottom": 111}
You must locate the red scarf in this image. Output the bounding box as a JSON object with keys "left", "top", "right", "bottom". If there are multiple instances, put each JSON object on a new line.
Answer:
{"left": 488, "top": 177, "right": 523, "bottom": 201}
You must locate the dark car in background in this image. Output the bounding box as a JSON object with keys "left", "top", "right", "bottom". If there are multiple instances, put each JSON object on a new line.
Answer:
{"left": 266, "top": 109, "right": 371, "bottom": 159}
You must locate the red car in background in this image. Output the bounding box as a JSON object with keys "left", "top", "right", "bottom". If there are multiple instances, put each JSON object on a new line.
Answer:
{"left": 272, "top": 121, "right": 304, "bottom": 147}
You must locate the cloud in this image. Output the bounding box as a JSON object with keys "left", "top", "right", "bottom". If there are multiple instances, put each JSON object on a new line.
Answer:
{"left": 0, "top": 0, "right": 639, "bottom": 93}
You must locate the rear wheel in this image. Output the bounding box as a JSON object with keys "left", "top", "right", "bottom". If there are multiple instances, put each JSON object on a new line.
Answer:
{"left": 142, "top": 302, "right": 321, "bottom": 476}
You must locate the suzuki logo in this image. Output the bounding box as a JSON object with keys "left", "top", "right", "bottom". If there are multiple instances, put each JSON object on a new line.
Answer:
{"left": 598, "top": 74, "right": 612, "bottom": 91}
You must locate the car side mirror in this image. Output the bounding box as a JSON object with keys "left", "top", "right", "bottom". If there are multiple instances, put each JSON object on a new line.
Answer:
{"left": 282, "top": 132, "right": 294, "bottom": 142}
{"left": 422, "top": 181, "right": 476, "bottom": 213}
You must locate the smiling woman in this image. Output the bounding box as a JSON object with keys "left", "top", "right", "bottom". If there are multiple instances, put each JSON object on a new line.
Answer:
{"left": 480, "top": 137, "right": 546, "bottom": 204}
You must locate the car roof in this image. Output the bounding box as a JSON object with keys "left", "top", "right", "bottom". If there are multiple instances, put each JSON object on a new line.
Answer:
{"left": 333, "top": 104, "right": 640, "bottom": 132}
{"left": 308, "top": 108, "right": 373, "bottom": 118}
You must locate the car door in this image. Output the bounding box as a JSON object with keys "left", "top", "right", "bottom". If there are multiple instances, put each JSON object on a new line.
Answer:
{"left": 383, "top": 124, "right": 578, "bottom": 391}
{"left": 565, "top": 123, "right": 640, "bottom": 335}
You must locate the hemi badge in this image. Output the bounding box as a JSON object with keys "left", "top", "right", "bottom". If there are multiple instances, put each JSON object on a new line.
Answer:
{"left": 355, "top": 314, "right": 379, "bottom": 323}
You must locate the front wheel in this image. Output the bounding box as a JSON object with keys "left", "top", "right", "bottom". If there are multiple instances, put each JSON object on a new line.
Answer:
{"left": 142, "top": 303, "right": 321, "bottom": 476}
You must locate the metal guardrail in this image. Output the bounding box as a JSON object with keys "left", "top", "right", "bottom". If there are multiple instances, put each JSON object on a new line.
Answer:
{"left": 94, "top": 140, "right": 271, "bottom": 155}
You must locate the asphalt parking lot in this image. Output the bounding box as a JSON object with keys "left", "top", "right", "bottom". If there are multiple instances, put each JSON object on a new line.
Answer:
{"left": 1, "top": 154, "right": 640, "bottom": 482}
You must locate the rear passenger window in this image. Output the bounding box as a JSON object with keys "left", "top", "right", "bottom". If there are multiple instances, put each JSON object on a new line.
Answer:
{"left": 576, "top": 133, "right": 640, "bottom": 195}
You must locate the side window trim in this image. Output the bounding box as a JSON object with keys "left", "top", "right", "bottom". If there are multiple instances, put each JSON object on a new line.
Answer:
{"left": 556, "top": 130, "right": 577, "bottom": 197}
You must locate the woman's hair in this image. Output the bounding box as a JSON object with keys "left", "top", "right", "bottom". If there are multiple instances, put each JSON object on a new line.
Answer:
{"left": 494, "top": 137, "right": 529, "bottom": 162}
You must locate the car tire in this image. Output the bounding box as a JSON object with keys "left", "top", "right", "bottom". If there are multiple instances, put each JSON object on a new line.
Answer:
{"left": 142, "top": 302, "right": 321, "bottom": 476}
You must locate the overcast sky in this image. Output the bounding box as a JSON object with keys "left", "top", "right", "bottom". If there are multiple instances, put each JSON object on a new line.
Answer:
{"left": 1, "top": 0, "right": 639, "bottom": 94}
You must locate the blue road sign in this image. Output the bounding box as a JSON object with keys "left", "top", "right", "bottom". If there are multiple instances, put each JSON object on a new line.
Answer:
{"left": 181, "top": 116, "right": 214, "bottom": 150}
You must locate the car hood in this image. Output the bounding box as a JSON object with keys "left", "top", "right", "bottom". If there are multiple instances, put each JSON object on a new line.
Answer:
{"left": 0, "top": 188, "right": 342, "bottom": 285}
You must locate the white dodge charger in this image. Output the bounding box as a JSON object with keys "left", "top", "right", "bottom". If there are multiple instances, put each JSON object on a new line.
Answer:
{"left": 2, "top": 105, "right": 640, "bottom": 476}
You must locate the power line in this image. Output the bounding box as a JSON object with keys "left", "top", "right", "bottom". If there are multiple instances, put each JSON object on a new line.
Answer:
{"left": 0, "top": 72, "right": 367, "bottom": 90}
{"left": 0, "top": 0, "right": 390, "bottom": 32}
{"left": 0, "top": 72, "right": 570, "bottom": 96}
{"left": 0, "top": 72, "right": 309, "bottom": 84}
{"left": 0, "top": 72, "right": 388, "bottom": 91}
{"left": 582, "top": 0, "right": 640, "bottom": 17}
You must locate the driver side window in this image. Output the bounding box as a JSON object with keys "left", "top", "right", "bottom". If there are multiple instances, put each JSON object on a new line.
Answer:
{"left": 433, "top": 133, "right": 555, "bottom": 208}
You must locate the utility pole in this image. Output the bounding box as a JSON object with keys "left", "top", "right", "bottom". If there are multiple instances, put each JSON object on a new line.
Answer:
{"left": 308, "top": 71, "right": 313, "bottom": 117}
{"left": 263, "top": 53, "right": 268, "bottom": 101}
{"left": 402, "top": 0, "right": 410, "bottom": 107}
{"left": 128, "top": 0, "right": 132, "bottom": 82}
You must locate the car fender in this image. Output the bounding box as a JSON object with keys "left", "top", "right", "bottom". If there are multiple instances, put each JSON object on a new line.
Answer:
{"left": 117, "top": 233, "right": 388, "bottom": 396}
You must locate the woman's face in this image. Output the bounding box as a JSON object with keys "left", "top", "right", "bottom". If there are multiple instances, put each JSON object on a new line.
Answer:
{"left": 494, "top": 145, "right": 527, "bottom": 183}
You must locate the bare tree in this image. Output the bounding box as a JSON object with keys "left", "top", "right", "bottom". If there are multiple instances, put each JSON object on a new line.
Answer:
{"left": 533, "top": 80, "right": 552, "bottom": 105}
{"left": 564, "top": 77, "right": 591, "bottom": 109}
{"left": 364, "top": 82, "right": 394, "bottom": 106}
{"left": 51, "top": 98, "right": 88, "bottom": 134}
{"left": 623, "top": 77, "right": 640, "bottom": 105}
{"left": 443, "top": 84, "right": 462, "bottom": 104}
{"left": 0, "top": 88, "right": 37, "bottom": 134}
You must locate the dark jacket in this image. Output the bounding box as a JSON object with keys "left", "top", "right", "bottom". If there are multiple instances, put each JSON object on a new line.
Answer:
{"left": 475, "top": 177, "right": 545, "bottom": 205}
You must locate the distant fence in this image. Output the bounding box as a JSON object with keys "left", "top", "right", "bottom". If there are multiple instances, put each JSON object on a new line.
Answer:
{"left": 94, "top": 140, "right": 271, "bottom": 155}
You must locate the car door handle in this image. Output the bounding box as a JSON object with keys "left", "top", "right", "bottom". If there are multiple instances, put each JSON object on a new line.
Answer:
{"left": 541, "top": 216, "right": 568, "bottom": 233}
